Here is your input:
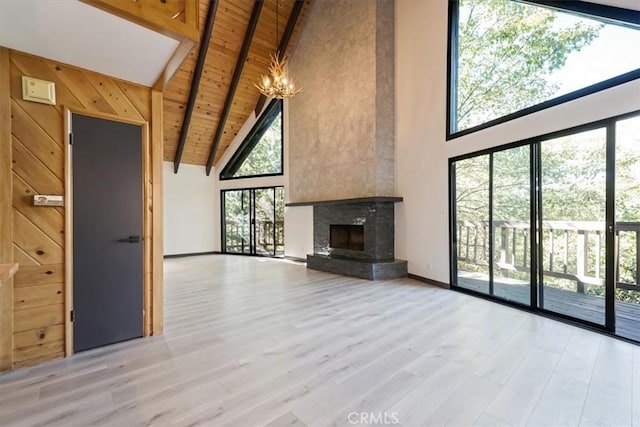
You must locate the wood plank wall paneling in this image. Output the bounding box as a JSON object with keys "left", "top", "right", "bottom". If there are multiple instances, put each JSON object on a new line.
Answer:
{"left": 0, "top": 47, "right": 14, "bottom": 371}
{"left": 5, "top": 50, "right": 162, "bottom": 370}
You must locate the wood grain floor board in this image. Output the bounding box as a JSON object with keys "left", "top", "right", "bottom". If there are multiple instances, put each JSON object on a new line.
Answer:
{"left": 0, "top": 255, "right": 638, "bottom": 426}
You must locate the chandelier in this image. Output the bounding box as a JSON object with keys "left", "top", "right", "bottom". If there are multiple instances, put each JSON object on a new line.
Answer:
{"left": 255, "top": 0, "right": 302, "bottom": 99}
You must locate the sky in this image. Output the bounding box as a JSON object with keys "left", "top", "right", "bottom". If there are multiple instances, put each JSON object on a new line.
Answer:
{"left": 544, "top": 10, "right": 640, "bottom": 94}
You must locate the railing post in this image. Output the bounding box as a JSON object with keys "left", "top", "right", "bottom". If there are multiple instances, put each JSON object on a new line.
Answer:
{"left": 636, "top": 230, "right": 640, "bottom": 285}
{"left": 465, "top": 225, "right": 470, "bottom": 260}
{"left": 501, "top": 226, "right": 509, "bottom": 264}
{"left": 512, "top": 227, "right": 517, "bottom": 266}
{"left": 473, "top": 225, "right": 479, "bottom": 263}
{"left": 595, "top": 231, "right": 601, "bottom": 280}
{"left": 523, "top": 228, "right": 528, "bottom": 268}
{"left": 576, "top": 230, "right": 586, "bottom": 293}
{"left": 549, "top": 229, "right": 555, "bottom": 272}
{"left": 563, "top": 230, "right": 569, "bottom": 274}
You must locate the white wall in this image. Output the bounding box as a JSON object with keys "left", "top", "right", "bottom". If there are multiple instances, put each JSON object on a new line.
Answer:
{"left": 394, "top": 0, "right": 640, "bottom": 282}
{"left": 163, "top": 162, "right": 217, "bottom": 255}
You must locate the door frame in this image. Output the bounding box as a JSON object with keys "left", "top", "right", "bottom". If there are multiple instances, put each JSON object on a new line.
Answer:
{"left": 64, "top": 107, "right": 150, "bottom": 356}
{"left": 220, "top": 186, "right": 284, "bottom": 257}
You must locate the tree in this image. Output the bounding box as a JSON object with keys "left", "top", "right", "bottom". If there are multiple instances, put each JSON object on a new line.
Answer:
{"left": 233, "top": 110, "right": 283, "bottom": 177}
{"left": 456, "top": 0, "right": 601, "bottom": 130}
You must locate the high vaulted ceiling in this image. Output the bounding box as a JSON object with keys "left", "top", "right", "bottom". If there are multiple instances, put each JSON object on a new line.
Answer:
{"left": 163, "top": 0, "right": 310, "bottom": 171}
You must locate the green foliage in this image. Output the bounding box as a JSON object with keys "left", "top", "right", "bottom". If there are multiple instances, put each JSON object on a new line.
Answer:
{"left": 457, "top": 0, "right": 602, "bottom": 130}
{"left": 233, "top": 111, "right": 283, "bottom": 177}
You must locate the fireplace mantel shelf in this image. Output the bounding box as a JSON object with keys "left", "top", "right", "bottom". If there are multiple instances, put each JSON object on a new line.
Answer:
{"left": 286, "top": 196, "right": 403, "bottom": 207}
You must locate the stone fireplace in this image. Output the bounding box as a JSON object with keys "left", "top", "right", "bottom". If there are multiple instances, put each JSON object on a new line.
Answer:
{"left": 288, "top": 197, "right": 407, "bottom": 280}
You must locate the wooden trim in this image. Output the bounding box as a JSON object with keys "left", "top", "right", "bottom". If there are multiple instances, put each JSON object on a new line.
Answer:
{"left": 80, "top": 0, "right": 200, "bottom": 42}
{"left": 66, "top": 109, "right": 147, "bottom": 127}
{"left": 407, "top": 273, "right": 450, "bottom": 289}
{"left": 185, "top": 0, "right": 199, "bottom": 30}
{"left": 142, "top": 121, "right": 151, "bottom": 337}
{"left": 151, "top": 90, "right": 164, "bottom": 335}
{"left": 173, "top": 0, "right": 219, "bottom": 172}
{"left": 63, "top": 108, "right": 74, "bottom": 357}
{"left": 205, "top": 0, "right": 265, "bottom": 175}
{"left": 64, "top": 108, "right": 152, "bottom": 355}
{"left": 153, "top": 39, "right": 196, "bottom": 91}
{"left": 0, "top": 48, "right": 11, "bottom": 263}
{"left": 0, "top": 46, "right": 13, "bottom": 371}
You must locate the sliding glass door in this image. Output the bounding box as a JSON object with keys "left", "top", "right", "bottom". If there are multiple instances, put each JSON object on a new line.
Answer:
{"left": 539, "top": 128, "right": 608, "bottom": 325}
{"left": 615, "top": 116, "right": 640, "bottom": 341}
{"left": 223, "top": 189, "right": 251, "bottom": 254}
{"left": 222, "top": 186, "right": 284, "bottom": 257}
{"left": 452, "top": 146, "right": 532, "bottom": 304}
{"left": 492, "top": 146, "right": 532, "bottom": 305}
{"left": 453, "top": 155, "right": 491, "bottom": 294}
{"left": 450, "top": 111, "right": 640, "bottom": 340}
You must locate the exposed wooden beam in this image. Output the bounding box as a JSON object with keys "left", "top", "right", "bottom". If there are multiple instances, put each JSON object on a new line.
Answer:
{"left": 80, "top": 0, "right": 200, "bottom": 42}
{"left": 173, "top": 0, "right": 219, "bottom": 173}
{"left": 254, "top": 0, "right": 305, "bottom": 116}
{"left": 205, "top": 0, "right": 265, "bottom": 176}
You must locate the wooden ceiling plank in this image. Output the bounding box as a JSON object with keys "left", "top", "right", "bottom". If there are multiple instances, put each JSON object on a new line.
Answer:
{"left": 173, "top": 0, "right": 220, "bottom": 173}
{"left": 205, "top": 0, "right": 264, "bottom": 175}
{"left": 254, "top": 0, "right": 304, "bottom": 116}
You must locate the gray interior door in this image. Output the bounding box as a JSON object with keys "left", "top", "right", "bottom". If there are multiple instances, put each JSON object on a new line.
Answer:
{"left": 72, "top": 114, "right": 143, "bottom": 352}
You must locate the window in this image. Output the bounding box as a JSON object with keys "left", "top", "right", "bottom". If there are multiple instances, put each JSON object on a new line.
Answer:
{"left": 449, "top": 110, "right": 640, "bottom": 341}
{"left": 220, "top": 99, "right": 283, "bottom": 179}
{"left": 448, "top": 0, "right": 640, "bottom": 138}
{"left": 221, "top": 186, "right": 285, "bottom": 256}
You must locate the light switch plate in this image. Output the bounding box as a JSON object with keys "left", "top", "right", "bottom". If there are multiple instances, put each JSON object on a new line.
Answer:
{"left": 22, "top": 76, "right": 56, "bottom": 105}
{"left": 33, "top": 195, "right": 64, "bottom": 207}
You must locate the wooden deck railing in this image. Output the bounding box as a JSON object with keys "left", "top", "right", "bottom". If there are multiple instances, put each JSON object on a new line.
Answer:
{"left": 225, "top": 220, "right": 284, "bottom": 254}
{"left": 457, "top": 220, "right": 640, "bottom": 293}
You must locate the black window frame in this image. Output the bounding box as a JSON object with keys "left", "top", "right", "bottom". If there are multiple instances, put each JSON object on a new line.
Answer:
{"left": 449, "top": 108, "right": 640, "bottom": 343}
{"left": 446, "top": 0, "right": 640, "bottom": 140}
{"left": 219, "top": 98, "right": 284, "bottom": 180}
{"left": 221, "top": 185, "right": 285, "bottom": 257}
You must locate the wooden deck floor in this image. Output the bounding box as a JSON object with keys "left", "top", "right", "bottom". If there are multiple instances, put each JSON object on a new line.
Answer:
{"left": 0, "top": 256, "right": 639, "bottom": 426}
{"left": 458, "top": 272, "right": 640, "bottom": 341}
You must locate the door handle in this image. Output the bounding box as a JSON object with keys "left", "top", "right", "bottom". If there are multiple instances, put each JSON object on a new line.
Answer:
{"left": 117, "top": 235, "right": 140, "bottom": 243}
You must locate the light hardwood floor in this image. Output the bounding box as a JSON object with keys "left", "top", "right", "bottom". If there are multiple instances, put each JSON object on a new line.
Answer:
{"left": 1, "top": 255, "right": 639, "bottom": 426}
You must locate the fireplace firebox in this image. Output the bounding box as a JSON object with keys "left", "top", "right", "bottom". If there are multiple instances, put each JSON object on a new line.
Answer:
{"left": 330, "top": 224, "right": 364, "bottom": 251}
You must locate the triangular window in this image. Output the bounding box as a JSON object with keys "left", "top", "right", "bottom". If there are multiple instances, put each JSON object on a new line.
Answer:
{"left": 220, "top": 99, "right": 283, "bottom": 180}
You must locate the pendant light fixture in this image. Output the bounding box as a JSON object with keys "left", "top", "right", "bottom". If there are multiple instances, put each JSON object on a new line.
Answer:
{"left": 255, "top": 0, "right": 302, "bottom": 99}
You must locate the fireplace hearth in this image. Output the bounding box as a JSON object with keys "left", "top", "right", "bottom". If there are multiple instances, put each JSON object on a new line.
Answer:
{"left": 287, "top": 197, "right": 408, "bottom": 280}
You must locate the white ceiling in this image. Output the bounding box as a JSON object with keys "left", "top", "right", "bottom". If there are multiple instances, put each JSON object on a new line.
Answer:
{"left": 0, "top": 0, "right": 180, "bottom": 87}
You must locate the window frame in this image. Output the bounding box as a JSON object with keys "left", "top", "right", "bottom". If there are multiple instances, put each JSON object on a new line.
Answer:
{"left": 448, "top": 108, "right": 640, "bottom": 342}
{"left": 219, "top": 98, "right": 284, "bottom": 180}
{"left": 446, "top": 0, "right": 640, "bottom": 140}
{"left": 220, "top": 185, "right": 285, "bottom": 257}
